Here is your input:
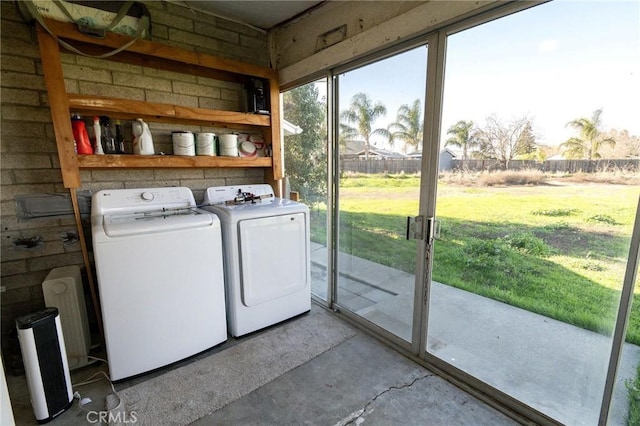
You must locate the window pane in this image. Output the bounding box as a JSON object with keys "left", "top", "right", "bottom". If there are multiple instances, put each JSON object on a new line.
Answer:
{"left": 428, "top": 1, "right": 640, "bottom": 424}
{"left": 337, "top": 46, "right": 427, "bottom": 342}
{"left": 283, "top": 79, "right": 329, "bottom": 301}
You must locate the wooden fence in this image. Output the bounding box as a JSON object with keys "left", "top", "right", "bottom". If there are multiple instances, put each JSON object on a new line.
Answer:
{"left": 451, "top": 159, "right": 640, "bottom": 173}
{"left": 341, "top": 159, "right": 422, "bottom": 174}
{"left": 341, "top": 158, "right": 639, "bottom": 174}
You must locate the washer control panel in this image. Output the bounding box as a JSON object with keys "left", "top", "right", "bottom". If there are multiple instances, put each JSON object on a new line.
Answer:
{"left": 141, "top": 192, "right": 154, "bottom": 201}
{"left": 93, "top": 187, "right": 196, "bottom": 215}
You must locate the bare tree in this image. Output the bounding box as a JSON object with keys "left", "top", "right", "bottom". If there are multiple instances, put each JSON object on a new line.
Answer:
{"left": 476, "top": 115, "right": 534, "bottom": 169}
{"left": 601, "top": 128, "right": 640, "bottom": 158}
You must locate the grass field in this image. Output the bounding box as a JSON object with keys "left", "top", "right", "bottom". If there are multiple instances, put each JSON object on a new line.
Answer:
{"left": 311, "top": 172, "right": 640, "bottom": 344}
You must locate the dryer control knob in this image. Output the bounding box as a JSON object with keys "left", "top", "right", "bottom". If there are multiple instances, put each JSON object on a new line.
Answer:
{"left": 141, "top": 191, "right": 154, "bottom": 201}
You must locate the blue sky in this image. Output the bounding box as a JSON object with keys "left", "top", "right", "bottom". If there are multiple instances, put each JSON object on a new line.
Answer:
{"left": 336, "top": 0, "right": 639, "bottom": 149}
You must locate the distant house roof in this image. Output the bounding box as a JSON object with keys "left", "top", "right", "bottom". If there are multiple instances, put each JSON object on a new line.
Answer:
{"left": 440, "top": 147, "right": 461, "bottom": 157}
{"left": 354, "top": 147, "right": 407, "bottom": 159}
{"left": 344, "top": 140, "right": 365, "bottom": 154}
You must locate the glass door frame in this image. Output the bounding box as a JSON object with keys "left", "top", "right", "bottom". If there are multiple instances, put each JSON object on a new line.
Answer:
{"left": 327, "top": 39, "right": 432, "bottom": 353}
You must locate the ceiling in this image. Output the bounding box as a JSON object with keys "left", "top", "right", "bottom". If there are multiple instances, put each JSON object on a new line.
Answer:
{"left": 177, "top": 1, "right": 325, "bottom": 30}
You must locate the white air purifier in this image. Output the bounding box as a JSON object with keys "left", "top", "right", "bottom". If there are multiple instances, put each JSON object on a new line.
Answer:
{"left": 16, "top": 308, "right": 73, "bottom": 423}
{"left": 42, "top": 265, "right": 91, "bottom": 370}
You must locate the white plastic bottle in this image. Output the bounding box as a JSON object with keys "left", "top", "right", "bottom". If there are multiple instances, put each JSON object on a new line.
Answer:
{"left": 132, "top": 118, "right": 154, "bottom": 155}
{"left": 92, "top": 116, "right": 104, "bottom": 155}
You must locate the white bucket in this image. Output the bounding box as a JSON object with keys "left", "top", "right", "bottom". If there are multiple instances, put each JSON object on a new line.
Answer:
{"left": 172, "top": 131, "right": 195, "bottom": 156}
{"left": 218, "top": 134, "right": 238, "bottom": 149}
{"left": 219, "top": 146, "right": 238, "bottom": 157}
{"left": 218, "top": 134, "right": 238, "bottom": 156}
{"left": 196, "top": 133, "right": 216, "bottom": 156}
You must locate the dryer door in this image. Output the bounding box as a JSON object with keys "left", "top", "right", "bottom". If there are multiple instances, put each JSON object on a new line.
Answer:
{"left": 238, "top": 213, "right": 307, "bottom": 306}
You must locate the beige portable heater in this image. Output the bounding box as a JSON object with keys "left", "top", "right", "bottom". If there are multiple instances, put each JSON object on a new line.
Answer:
{"left": 42, "top": 266, "right": 91, "bottom": 370}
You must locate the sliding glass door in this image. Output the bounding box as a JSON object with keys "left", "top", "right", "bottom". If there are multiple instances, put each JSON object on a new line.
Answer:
{"left": 334, "top": 46, "right": 427, "bottom": 344}
{"left": 424, "top": 2, "right": 640, "bottom": 424}
{"left": 281, "top": 1, "right": 639, "bottom": 423}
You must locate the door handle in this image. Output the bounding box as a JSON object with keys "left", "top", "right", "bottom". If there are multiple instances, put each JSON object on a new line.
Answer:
{"left": 406, "top": 215, "right": 425, "bottom": 240}
{"left": 406, "top": 216, "right": 436, "bottom": 241}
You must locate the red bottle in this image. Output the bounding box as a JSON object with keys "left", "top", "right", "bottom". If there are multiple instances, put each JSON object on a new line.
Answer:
{"left": 71, "top": 114, "right": 93, "bottom": 155}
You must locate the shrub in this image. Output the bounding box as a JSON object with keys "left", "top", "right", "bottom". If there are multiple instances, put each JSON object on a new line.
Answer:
{"left": 585, "top": 214, "right": 618, "bottom": 225}
{"left": 562, "top": 167, "right": 640, "bottom": 185}
{"left": 477, "top": 169, "right": 547, "bottom": 186}
{"left": 463, "top": 238, "right": 508, "bottom": 270}
{"left": 542, "top": 221, "right": 574, "bottom": 231}
{"left": 502, "top": 232, "right": 552, "bottom": 257}
{"left": 582, "top": 262, "right": 606, "bottom": 272}
{"left": 532, "top": 208, "right": 580, "bottom": 217}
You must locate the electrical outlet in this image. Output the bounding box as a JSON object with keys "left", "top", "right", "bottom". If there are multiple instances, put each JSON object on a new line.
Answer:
{"left": 0, "top": 286, "right": 6, "bottom": 293}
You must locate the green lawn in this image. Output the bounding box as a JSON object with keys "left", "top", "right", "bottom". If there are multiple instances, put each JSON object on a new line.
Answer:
{"left": 311, "top": 173, "right": 640, "bottom": 344}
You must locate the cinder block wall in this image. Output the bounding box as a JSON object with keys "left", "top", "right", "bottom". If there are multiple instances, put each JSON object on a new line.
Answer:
{"left": 0, "top": 1, "right": 269, "bottom": 372}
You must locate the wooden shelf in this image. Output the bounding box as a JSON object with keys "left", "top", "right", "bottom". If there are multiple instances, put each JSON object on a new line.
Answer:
{"left": 68, "top": 95, "right": 271, "bottom": 128}
{"left": 77, "top": 154, "right": 272, "bottom": 169}
{"left": 37, "top": 20, "right": 283, "bottom": 188}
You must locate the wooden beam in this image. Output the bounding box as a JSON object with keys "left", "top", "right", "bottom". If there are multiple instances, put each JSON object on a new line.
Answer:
{"left": 268, "top": 77, "right": 284, "bottom": 180}
{"left": 70, "top": 187, "right": 105, "bottom": 350}
{"left": 42, "top": 18, "right": 276, "bottom": 80}
{"left": 36, "top": 26, "right": 80, "bottom": 188}
{"left": 264, "top": 167, "right": 282, "bottom": 198}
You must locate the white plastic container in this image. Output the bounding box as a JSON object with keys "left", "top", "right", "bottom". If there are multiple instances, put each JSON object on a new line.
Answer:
{"left": 93, "top": 116, "right": 104, "bottom": 155}
{"left": 239, "top": 141, "right": 257, "bottom": 158}
{"left": 172, "top": 131, "right": 195, "bottom": 156}
{"left": 218, "top": 134, "right": 238, "bottom": 157}
{"left": 132, "top": 118, "right": 155, "bottom": 155}
{"left": 196, "top": 133, "right": 216, "bottom": 156}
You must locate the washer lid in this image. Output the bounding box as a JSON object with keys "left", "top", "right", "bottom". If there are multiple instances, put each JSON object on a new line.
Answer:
{"left": 103, "top": 208, "right": 215, "bottom": 237}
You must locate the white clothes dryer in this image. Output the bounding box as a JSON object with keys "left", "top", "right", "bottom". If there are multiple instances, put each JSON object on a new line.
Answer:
{"left": 203, "top": 184, "right": 310, "bottom": 337}
{"left": 91, "top": 187, "right": 226, "bottom": 381}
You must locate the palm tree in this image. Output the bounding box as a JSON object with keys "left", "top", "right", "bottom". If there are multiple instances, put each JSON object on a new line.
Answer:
{"left": 340, "top": 92, "right": 389, "bottom": 159}
{"left": 445, "top": 120, "right": 476, "bottom": 160}
{"left": 561, "top": 109, "right": 616, "bottom": 160}
{"left": 388, "top": 99, "right": 423, "bottom": 153}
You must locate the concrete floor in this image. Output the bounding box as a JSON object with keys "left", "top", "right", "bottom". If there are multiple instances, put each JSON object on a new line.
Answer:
{"left": 6, "top": 305, "right": 517, "bottom": 426}
{"left": 194, "top": 331, "right": 517, "bottom": 426}
{"left": 310, "top": 243, "right": 640, "bottom": 425}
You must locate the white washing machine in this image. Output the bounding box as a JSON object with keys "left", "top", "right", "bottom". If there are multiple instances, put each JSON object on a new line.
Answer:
{"left": 203, "top": 184, "right": 310, "bottom": 337}
{"left": 91, "top": 187, "right": 227, "bottom": 381}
